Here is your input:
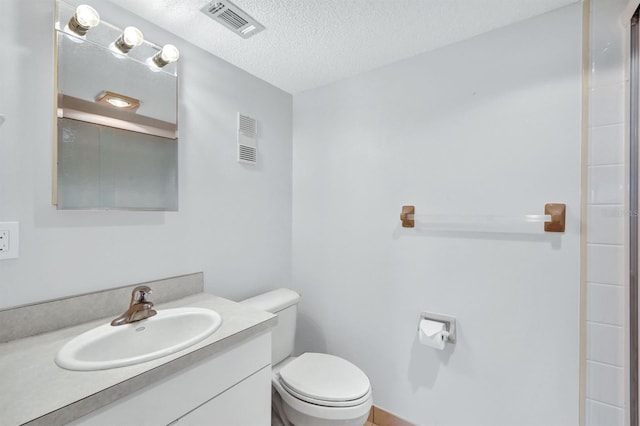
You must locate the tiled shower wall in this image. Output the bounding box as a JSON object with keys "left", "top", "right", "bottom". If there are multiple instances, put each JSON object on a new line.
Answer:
{"left": 587, "top": 0, "right": 630, "bottom": 424}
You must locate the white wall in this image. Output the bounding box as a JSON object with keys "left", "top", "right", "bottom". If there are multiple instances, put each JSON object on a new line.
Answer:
{"left": 0, "top": 0, "right": 292, "bottom": 309}
{"left": 292, "top": 5, "right": 582, "bottom": 425}
{"left": 586, "top": 0, "right": 632, "bottom": 424}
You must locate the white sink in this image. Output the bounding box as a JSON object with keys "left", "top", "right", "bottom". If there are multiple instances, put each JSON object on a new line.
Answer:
{"left": 55, "top": 307, "right": 223, "bottom": 371}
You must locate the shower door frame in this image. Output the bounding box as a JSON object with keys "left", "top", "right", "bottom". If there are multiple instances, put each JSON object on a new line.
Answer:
{"left": 631, "top": 7, "right": 640, "bottom": 426}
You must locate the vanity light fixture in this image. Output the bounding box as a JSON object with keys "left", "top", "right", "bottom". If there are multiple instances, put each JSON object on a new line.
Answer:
{"left": 113, "top": 26, "right": 144, "bottom": 53}
{"left": 95, "top": 91, "right": 141, "bottom": 111}
{"left": 67, "top": 4, "right": 100, "bottom": 36}
{"left": 148, "top": 44, "right": 180, "bottom": 69}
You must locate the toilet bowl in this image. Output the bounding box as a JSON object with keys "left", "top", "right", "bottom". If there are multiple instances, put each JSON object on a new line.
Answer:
{"left": 242, "top": 289, "right": 372, "bottom": 426}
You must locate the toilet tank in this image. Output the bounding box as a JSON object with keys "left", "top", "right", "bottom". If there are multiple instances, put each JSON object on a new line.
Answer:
{"left": 241, "top": 288, "right": 300, "bottom": 365}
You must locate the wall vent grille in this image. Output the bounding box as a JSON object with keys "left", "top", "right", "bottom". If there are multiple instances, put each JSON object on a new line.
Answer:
{"left": 201, "top": 0, "right": 265, "bottom": 39}
{"left": 238, "top": 144, "right": 257, "bottom": 163}
{"left": 237, "top": 113, "right": 257, "bottom": 165}
{"left": 207, "top": 2, "right": 225, "bottom": 15}
{"left": 219, "top": 9, "right": 248, "bottom": 29}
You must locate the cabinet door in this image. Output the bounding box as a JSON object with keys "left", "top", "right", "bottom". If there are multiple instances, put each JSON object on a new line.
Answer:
{"left": 176, "top": 365, "right": 271, "bottom": 426}
{"left": 69, "top": 332, "right": 271, "bottom": 426}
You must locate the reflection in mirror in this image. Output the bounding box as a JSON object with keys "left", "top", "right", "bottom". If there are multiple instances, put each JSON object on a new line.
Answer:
{"left": 54, "top": 1, "right": 179, "bottom": 211}
{"left": 58, "top": 119, "right": 178, "bottom": 210}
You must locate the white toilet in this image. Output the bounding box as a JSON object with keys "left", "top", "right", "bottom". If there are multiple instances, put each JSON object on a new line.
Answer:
{"left": 242, "top": 289, "right": 373, "bottom": 426}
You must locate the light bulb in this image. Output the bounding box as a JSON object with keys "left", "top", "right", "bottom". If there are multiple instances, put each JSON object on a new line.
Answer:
{"left": 75, "top": 5, "right": 100, "bottom": 28}
{"left": 68, "top": 5, "right": 100, "bottom": 36}
{"left": 107, "top": 98, "right": 131, "bottom": 108}
{"left": 95, "top": 91, "right": 140, "bottom": 111}
{"left": 150, "top": 44, "right": 180, "bottom": 68}
{"left": 160, "top": 44, "right": 180, "bottom": 62}
{"left": 124, "top": 27, "right": 144, "bottom": 47}
{"left": 114, "top": 26, "right": 144, "bottom": 53}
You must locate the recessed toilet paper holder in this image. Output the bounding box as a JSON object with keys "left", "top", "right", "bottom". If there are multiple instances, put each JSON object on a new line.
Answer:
{"left": 419, "top": 312, "right": 456, "bottom": 343}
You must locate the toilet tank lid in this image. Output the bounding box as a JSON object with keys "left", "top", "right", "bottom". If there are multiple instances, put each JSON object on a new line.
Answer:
{"left": 241, "top": 288, "right": 300, "bottom": 313}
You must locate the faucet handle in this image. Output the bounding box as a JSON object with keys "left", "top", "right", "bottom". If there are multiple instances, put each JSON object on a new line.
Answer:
{"left": 131, "top": 285, "right": 153, "bottom": 303}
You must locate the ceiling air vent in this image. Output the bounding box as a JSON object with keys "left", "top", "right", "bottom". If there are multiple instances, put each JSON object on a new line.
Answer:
{"left": 201, "top": 1, "right": 265, "bottom": 39}
{"left": 237, "top": 113, "right": 257, "bottom": 165}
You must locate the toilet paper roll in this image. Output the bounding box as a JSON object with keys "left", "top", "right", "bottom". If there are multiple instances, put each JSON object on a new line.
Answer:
{"left": 419, "top": 318, "right": 449, "bottom": 350}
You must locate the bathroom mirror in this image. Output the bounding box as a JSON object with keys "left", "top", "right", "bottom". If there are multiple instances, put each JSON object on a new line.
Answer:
{"left": 53, "top": 1, "right": 179, "bottom": 210}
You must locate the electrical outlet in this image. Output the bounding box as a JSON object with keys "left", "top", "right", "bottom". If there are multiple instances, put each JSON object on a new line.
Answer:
{"left": 0, "top": 222, "right": 19, "bottom": 260}
{"left": 0, "top": 230, "right": 8, "bottom": 253}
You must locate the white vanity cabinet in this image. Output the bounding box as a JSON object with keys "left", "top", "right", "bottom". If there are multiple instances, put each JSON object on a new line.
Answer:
{"left": 70, "top": 332, "right": 271, "bottom": 426}
{"left": 174, "top": 366, "right": 271, "bottom": 426}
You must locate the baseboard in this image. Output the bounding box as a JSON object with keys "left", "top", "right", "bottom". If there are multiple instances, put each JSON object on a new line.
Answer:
{"left": 367, "top": 405, "right": 415, "bottom": 426}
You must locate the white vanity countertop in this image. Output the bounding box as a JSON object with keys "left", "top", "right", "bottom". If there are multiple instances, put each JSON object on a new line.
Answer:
{"left": 0, "top": 293, "right": 275, "bottom": 426}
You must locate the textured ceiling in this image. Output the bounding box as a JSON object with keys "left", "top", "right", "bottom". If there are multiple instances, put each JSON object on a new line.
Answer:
{"left": 108, "top": 0, "right": 579, "bottom": 94}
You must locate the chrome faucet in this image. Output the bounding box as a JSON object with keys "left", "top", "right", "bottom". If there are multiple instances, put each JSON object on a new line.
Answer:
{"left": 111, "top": 285, "right": 157, "bottom": 326}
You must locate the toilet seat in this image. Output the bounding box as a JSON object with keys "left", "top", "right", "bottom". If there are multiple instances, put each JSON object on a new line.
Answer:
{"left": 280, "top": 378, "right": 372, "bottom": 407}
{"left": 278, "top": 352, "right": 371, "bottom": 407}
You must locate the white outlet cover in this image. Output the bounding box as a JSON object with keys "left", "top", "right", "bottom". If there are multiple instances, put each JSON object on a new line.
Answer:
{"left": 0, "top": 231, "right": 8, "bottom": 252}
{"left": 0, "top": 222, "right": 19, "bottom": 260}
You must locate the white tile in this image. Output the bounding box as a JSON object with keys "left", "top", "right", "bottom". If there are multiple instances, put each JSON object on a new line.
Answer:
{"left": 587, "top": 244, "right": 625, "bottom": 285}
{"left": 591, "top": 61, "right": 625, "bottom": 90}
{"left": 587, "top": 399, "right": 625, "bottom": 426}
{"left": 587, "top": 322, "right": 624, "bottom": 366}
{"left": 588, "top": 283, "right": 625, "bottom": 326}
{"left": 590, "top": 84, "right": 625, "bottom": 127}
{"left": 591, "top": 0, "right": 631, "bottom": 29}
{"left": 590, "top": 39, "right": 624, "bottom": 90}
{"left": 587, "top": 205, "right": 625, "bottom": 245}
{"left": 589, "top": 165, "right": 625, "bottom": 204}
{"left": 589, "top": 124, "right": 624, "bottom": 166}
{"left": 590, "top": 5, "right": 625, "bottom": 90}
{"left": 587, "top": 361, "right": 625, "bottom": 407}
{"left": 589, "top": 0, "right": 627, "bottom": 89}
